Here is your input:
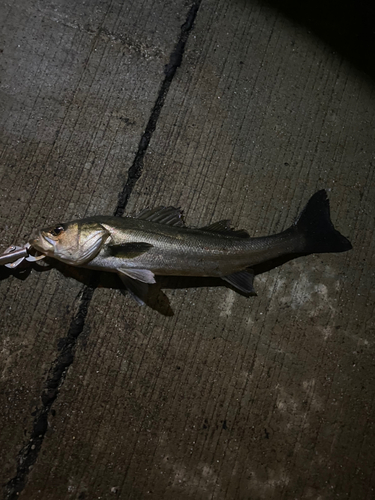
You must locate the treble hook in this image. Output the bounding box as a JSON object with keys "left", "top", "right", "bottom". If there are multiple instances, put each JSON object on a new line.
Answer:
{"left": 0, "top": 243, "right": 45, "bottom": 268}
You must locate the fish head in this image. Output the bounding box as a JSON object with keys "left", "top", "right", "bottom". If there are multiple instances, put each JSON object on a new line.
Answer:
{"left": 29, "top": 219, "right": 110, "bottom": 266}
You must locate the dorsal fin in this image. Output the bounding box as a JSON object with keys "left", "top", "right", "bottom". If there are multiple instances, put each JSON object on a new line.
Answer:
{"left": 200, "top": 220, "right": 249, "bottom": 238}
{"left": 135, "top": 206, "right": 185, "bottom": 227}
{"left": 201, "top": 220, "right": 231, "bottom": 231}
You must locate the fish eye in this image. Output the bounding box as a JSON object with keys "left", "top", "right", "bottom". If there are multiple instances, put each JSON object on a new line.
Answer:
{"left": 50, "top": 225, "right": 64, "bottom": 237}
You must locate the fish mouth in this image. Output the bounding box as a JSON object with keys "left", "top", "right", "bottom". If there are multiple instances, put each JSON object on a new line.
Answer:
{"left": 29, "top": 231, "right": 56, "bottom": 255}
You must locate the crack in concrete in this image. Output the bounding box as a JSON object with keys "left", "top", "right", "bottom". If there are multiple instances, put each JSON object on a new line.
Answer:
{"left": 4, "top": 285, "right": 96, "bottom": 499}
{"left": 114, "top": 1, "right": 201, "bottom": 217}
{"left": 3, "top": 2, "right": 201, "bottom": 499}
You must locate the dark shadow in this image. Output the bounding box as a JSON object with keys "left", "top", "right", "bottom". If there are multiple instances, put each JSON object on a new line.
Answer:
{"left": 0, "top": 264, "right": 33, "bottom": 282}
{"left": 0, "top": 252, "right": 308, "bottom": 317}
{"left": 261, "top": 0, "right": 375, "bottom": 80}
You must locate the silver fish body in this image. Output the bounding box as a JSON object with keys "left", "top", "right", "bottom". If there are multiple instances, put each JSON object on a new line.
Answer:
{"left": 29, "top": 190, "right": 352, "bottom": 304}
{"left": 84, "top": 216, "right": 303, "bottom": 276}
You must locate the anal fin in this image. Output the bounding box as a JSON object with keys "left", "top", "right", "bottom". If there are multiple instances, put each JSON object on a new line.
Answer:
{"left": 222, "top": 269, "right": 256, "bottom": 295}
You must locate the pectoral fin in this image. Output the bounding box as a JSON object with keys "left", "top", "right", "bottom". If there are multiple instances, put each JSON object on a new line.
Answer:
{"left": 109, "top": 242, "right": 153, "bottom": 259}
{"left": 222, "top": 269, "right": 256, "bottom": 295}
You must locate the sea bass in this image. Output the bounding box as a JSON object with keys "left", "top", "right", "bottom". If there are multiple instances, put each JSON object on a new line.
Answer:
{"left": 29, "top": 190, "right": 352, "bottom": 304}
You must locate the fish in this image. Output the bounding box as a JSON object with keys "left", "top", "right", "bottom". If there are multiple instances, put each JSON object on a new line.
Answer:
{"left": 29, "top": 190, "right": 352, "bottom": 305}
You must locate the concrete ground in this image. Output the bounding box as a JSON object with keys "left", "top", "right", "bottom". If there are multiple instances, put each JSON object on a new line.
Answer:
{"left": 1, "top": 1, "right": 374, "bottom": 499}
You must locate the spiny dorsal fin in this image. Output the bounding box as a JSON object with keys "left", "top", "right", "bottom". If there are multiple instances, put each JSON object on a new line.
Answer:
{"left": 200, "top": 220, "right": 249, "bottom": 238}
{"left": 222, "top": 269, "right": 256, "bottom": 295}
{"left": 109, "top": 242, "right": 153, "bottom": 259}
{"left": 136, "top": 206, "right": 185, "bottom": 227}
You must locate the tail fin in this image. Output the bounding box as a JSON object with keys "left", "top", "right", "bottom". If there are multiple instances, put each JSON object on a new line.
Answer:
{"left": 295, "top": 190, "right": 352, "bottom": 254}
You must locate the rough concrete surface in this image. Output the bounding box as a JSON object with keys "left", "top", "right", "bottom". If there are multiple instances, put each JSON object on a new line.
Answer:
{"left": 0, "top": 0, "right": 374, "bottom": 499}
